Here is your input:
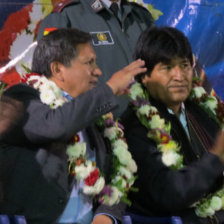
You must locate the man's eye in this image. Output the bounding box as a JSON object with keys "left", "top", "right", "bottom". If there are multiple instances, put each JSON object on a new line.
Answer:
{"left": 161, "top": 65, "right": 172, "bottom": 70}
{"left": 85, "top": 59, "right": 95, "bottom": 66}
{"left": 85, "top": 61, "right": 91, "bottom": 65}
{"left": 181, "top": 62, "right": 191, "bottom": 69}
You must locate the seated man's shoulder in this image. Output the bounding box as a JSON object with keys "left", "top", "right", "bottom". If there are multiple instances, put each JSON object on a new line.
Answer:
{"left": 52, "top": 0, "right": 79, "bottom": 13}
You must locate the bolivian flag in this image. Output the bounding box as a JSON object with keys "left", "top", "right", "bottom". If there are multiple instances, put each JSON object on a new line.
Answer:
{"left": 43, "top": 27, "right": 58, "bottom": 36}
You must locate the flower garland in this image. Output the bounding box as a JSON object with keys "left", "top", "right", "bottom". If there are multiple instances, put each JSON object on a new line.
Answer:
{"left": 23, "top": 73, "right": 137, "bottom": 206}
{"left": 129, "top": 79, "right": 224, "bottom": 218}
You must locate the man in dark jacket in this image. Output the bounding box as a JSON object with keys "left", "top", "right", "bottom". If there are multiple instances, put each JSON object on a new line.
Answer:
{"left": 122, "top": 26, "right": 224, "bottom": 224}
{"left": 0, "top": 28, "right": 145, "bottom": 224}
{"left": 37, "top": 0, "right": 154, "bottom": 116}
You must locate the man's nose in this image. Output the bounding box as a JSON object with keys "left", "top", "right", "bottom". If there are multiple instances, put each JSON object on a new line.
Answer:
{"left": 93, "top": 64, "right": 102, "bottom": 77}
{"left": 171, "top": 65, "right": 184, "bottom": 80}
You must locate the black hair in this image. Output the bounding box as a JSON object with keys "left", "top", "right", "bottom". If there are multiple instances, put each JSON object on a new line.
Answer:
{"left": 32, "top": 28, "right": 91, "bottom": 78}
{"left": 134, "top": 26, "right": 193, "bottom": 81}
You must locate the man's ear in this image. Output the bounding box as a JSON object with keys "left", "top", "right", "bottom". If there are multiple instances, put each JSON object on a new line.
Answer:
{"left": 50, "top": 61, "right": 64, "bottom": 82}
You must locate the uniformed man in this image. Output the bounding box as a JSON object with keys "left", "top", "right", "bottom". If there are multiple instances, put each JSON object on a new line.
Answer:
{"left": 37, "top": 0, "right": 155, "bottom": 116}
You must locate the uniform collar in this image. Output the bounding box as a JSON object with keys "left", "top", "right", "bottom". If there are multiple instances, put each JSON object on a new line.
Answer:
{"left": 90, "top": 0, "right": 129, "bottom": 13}
{"left": 101, "top": 0, "right": 121, "bottom": 9}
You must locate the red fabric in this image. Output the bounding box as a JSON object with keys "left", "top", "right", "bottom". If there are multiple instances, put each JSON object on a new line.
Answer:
{"left": 0, "top": 4, "right": 32, "bottom": 61}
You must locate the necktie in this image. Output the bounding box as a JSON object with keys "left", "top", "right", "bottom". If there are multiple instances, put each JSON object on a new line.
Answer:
{"left": 110, "top": 2, "right": 119, "bottom": 19}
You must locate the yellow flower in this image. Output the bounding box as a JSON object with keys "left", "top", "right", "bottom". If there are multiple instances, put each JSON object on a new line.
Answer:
{"left": 158, "top": 140, "right": 179, "bottom": 153}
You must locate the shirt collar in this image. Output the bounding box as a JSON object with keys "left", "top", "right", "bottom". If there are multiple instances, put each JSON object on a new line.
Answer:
{"left": 62, "top": 91, "right": 72, "bottom": 101}
{"left": 168, "top": 103, "right": 190, "bottom": 138}
{"left": 167, "top": 103, "right": 185, "bottom": 116}
{"left": 101, "top": 0, "right": 121, "bottom": 9}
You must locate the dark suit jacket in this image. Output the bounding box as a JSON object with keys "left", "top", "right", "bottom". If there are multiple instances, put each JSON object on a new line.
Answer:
{"left": 122, "top": 98, "right": 224, "bottom": 224}
{"left": 0, "top": 84, "right": 125, "bottom": 223}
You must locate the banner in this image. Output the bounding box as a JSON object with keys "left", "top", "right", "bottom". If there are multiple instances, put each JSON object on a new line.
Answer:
{"left": 145, "top": 0, "right": 224, "bottom": 99}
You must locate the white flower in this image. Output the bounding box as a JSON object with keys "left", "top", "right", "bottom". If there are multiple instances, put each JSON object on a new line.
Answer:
{"left": 75, "top": 161, "right": 95, "bottom": 180}
{"left": 114, "top": 147, "right": 132, "bottom": 166}
{"left": 127, "top": 159, "right": 138, "bottom": 173}
{"left": 66, "top": 142, "right": 86, "bottom": 159}
{"left": 53, "top": 98, "right": 66, "bottom": 108}
{"left": 27, "top": 76, "right": 41, "bottom": 88}
{"left": 204, "top": 96, "right": 218, "bottom": 112}
{"left": 193, "top": 87, "right": 206, "bottom": 98}
{"left": 39, "top": 82, "right": 52, "bottom": 92}
{"left": 112, "top": 139, "right": 128, "bottom": 150}
{"left": 40, "top": 89, "right": 56, "bottom": 105}
{"left": 118, "top": 166, "right": 132, "bottom": 179}
{"left": 48, "top": 80, "right": 62, "bottom": 98}
{"left": 162, "top": 151, "right": 181, "bottom": 167}
{"left": 104, "top": 127, "right": 123, "bottom": 140}
{"left": 129, "top": 82, "right": 144, "bottom": 100}
{"left": 210, "top": 196, "right": 222, "bottom": 211}
{"left": 137, "top": 105, "right": 158, "bottom": 117}
{"left": 137, "top": 105, "right": 151, "bottom": 116}
{"left": 106, "top": 187, "right": 123, "bottom": 206}
{"left": 149, "top": 115, "right": 165, "bottom": 129}
{"left": 149, "top": 106, "right": 158, "bottom": 113}
{"left": 195, "top": 206, "right": 215, "bottom": 218}
{"left": 83, "top": 177, "right": 105, "bottom": 195}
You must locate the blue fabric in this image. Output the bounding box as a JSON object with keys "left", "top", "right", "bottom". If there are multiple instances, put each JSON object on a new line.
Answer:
{"left": 62, "top": 92, "right": 72, "bottom": 101}
{"left": 59, "top": 92, "right": 93, "bottom": 223}
{"left": 0, "top": 215, "right": 27, "bottom": 224}
{"left": 124, "top": 213, "right": 183, "bottom": 224}
{"left": 168, "top": 104, "right": 190, "bottom": 138}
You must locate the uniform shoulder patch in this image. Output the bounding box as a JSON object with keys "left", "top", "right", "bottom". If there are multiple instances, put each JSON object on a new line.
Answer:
{"left": 52, "top": 0, "right": 78, "bottom": 13}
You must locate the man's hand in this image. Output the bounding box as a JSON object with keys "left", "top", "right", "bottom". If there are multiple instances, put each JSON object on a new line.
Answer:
{"left": 106, "top": 59, "right": 146, "bottom": 96}
{"left": 92, "top": 214, "right": 113, "bottom": 224}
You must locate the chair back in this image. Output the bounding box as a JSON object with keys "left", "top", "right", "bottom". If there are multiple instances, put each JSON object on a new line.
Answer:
{"left": 123, "top": 213, "right": 183, "bottom": 224}
{"left": 0, "top": 215, "right": 27, "bottom": 224}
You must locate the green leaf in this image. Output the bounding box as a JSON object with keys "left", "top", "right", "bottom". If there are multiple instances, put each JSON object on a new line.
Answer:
{"left": 21, "top": 63, "right": 32, "bottom": 73}
{"left": 0, "top": 81, "right": 7, "bottom": 98}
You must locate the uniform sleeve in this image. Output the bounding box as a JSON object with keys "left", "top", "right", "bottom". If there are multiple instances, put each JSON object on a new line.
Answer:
{"left": 125, "top": 123, "right": 224, "bottom": 212}
{"left": 37, "top": 12, "right": 70, "bottom": 41}
{"left": 4, "top": 84, "right": 117, "bottom": 145}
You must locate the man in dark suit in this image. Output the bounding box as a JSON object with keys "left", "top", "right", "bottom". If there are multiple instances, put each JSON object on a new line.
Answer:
{"left": 0, "top": 28, "right": 146, "bottom": 224}
{"left": 122, "top": 26, "right": 224, "bottom": 223}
